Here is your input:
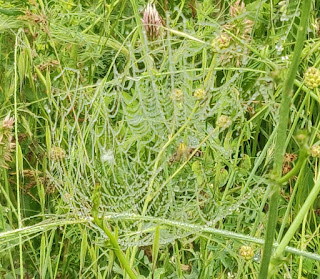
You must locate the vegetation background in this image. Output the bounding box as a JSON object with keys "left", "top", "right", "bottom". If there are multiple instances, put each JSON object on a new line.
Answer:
{"left": 1, "top": 0, "right": 320, "bottom": 278}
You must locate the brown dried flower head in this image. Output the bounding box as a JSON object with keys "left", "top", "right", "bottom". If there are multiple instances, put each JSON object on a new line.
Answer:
{"left": 282, "top": 163, "right": 292, "bottom": 175}
{"left": 284, "top": 153, "right": 297, "bottom": 163}
{"left": 2, "top": 113, "right": 15, "bottom": 130}
{"left": 0, "top": 113, "right": 15, "bottom": 169}
{"left": 50, "top": 146, "right": 66, "bottom": 161}
{"left": 142, "top": 3, "right": 163, "bottom": 40}
{"left": 217, "top": 1, "right": 253, "bottom": 66}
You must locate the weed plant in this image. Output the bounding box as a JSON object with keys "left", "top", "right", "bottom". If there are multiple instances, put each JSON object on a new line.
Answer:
{"left": 1, "top": 0, "right": 320, "bottom": 278}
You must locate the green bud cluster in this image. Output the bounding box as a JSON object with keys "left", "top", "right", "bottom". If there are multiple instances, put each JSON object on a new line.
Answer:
{"left": 239, "top": 245, "right": 255, "bottom": 260}
{"left": 304, "top": 67, "right": 320, "bottom": 89}
{"left": 194, "top": 88, "right": 206, "bottom": 100}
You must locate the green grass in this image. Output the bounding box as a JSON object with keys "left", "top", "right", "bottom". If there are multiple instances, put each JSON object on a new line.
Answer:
{"left": 1, "top": 0, "right": 320, "bottom": 278}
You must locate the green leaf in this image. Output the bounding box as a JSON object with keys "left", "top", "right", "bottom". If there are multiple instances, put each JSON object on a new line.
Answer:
{"left": 80, "top": 229, "right": 88, "bottom": 272}
{"left": 152, "top": 225, "right": 160, "bottom": 271}
{"left": 0, "top": 8, "right": 24, "bottom": 16}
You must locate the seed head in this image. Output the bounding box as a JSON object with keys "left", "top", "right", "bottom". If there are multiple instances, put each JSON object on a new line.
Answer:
{"left": 0, "top": 113, "right": 15, "bottom": 169}
{"left": 2, "top": 113, "right": 15, "bottom": 130}
{"left": 194, "top": 88, "right": 206, "bottom": 100}
{"left": 304, "top": 67, "right": 320, "bottom": 89}
{"left": 311, "top": 145, "right": 320, "bottom": 158}
{"left": 216, "top": 115, "right": 232, "bottom": 129}
{"left": 284, "top": 153, "right": 297, "bottom": 163}
{"left": 142, "top": 3, "right": 163, "bottom": 40}
{"left": 239, "top": 245, "right": 254, "bottom": 260}
{"left": 229, "top": 0, "right": 246, "bottom": 18}
{"left": 170, "top": 88, "right": 184, "bottom": 101}
{"left": 50, "top": 146, "right": 66, "bottom": 161}
{"left": 282, "top": 163, "right": 292, "bottom": 175}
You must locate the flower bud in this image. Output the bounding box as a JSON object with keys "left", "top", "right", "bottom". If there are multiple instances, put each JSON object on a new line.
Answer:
{"left": 142, "top": 3, "right": 163, "bottom": 40}
{"left": 194, "top": 88, "right": 206, "bottom": 100}
{"left": 304, "top": 67, "right": 320, "bottom": 89}
{"left": 239, "top": 245, "right": 254, "bottom": 260}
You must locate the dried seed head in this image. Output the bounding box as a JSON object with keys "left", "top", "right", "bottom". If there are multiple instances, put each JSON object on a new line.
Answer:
{"left": 239, "top": 245, "right": 254, "bottom": 260}
{"left": 216, "top": 115, "right": 232, "bottom": 129}
{"left": 50, "top": 146, "right": 66, "bottom": 161}
{"left": 2, "top": 113, "right": 15, "bottom": 130}
{"left": 284, "top": 153, "right": 297, "bottom": 163}
{"left": 304, "top": 67, "right": 320, "bottom": 89}
{"left": 142, "top": 3, "right": 163, "bottom": 40}
{"left": 282, "top": 163, "right": 292, "bottom": 175}
{"left": 243, "top": 19, "right": 254, "bottom": 36}
{"left": 0, "top": 113, "right": 15, "bottom": 169}
{"left": 46, "top": 183, "right": 56, "bottom": 194}
{"left": 229, "top": 0, "right": 246, "bottom": 18}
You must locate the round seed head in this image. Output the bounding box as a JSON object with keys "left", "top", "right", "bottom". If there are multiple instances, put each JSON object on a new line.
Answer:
{"left": 239, "top": 245, "right": 254, "bottom": 260}
{"left": 311, "top": 145, "right": 320, "bottom": 158}
{"left": 216, "top": 115, "right": 232, "bottom": 129}
{"left": 304, "top": 67, "right": 320, "bottom": 89}
{"left": 194, "top": 88, "right": 206, "bottom": 100}
{"left": 50, "top": 146, "right": 66, "bottom": 161}
{"left": 170, "top": 88, "right": 184, "bottom": 101}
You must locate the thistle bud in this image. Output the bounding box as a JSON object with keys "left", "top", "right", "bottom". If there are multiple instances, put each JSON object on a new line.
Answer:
{"left": 304, "top": 67, "right": 320, "bottom": 89}
{"left": 142, "top": 3, "right": 163, "bottom": 40}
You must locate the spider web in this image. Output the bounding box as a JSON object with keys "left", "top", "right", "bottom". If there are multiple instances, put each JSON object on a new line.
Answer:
{"left": 47, "top": 13, "right": 268, "bottom": 248}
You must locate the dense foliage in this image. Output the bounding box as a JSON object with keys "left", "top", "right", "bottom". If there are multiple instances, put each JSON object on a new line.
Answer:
{"left": 1, "top": 0, "right": 320, "bottom": 278}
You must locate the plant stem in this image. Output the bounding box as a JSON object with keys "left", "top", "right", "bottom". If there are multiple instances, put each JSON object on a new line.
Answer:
{"left": 91, "top": 185, "right": 137, "bottom": 279}
{"left": 271, "top": 172, "right": 320, "bottom": 268}
{"left": 14, "top": 29, "right": 23, "bottom": 279}
{"left": 258, "top": 0, "right": 312, "bottom": 278}
{"left": 94, "top": 218, "right": 138, "bottom": 279}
